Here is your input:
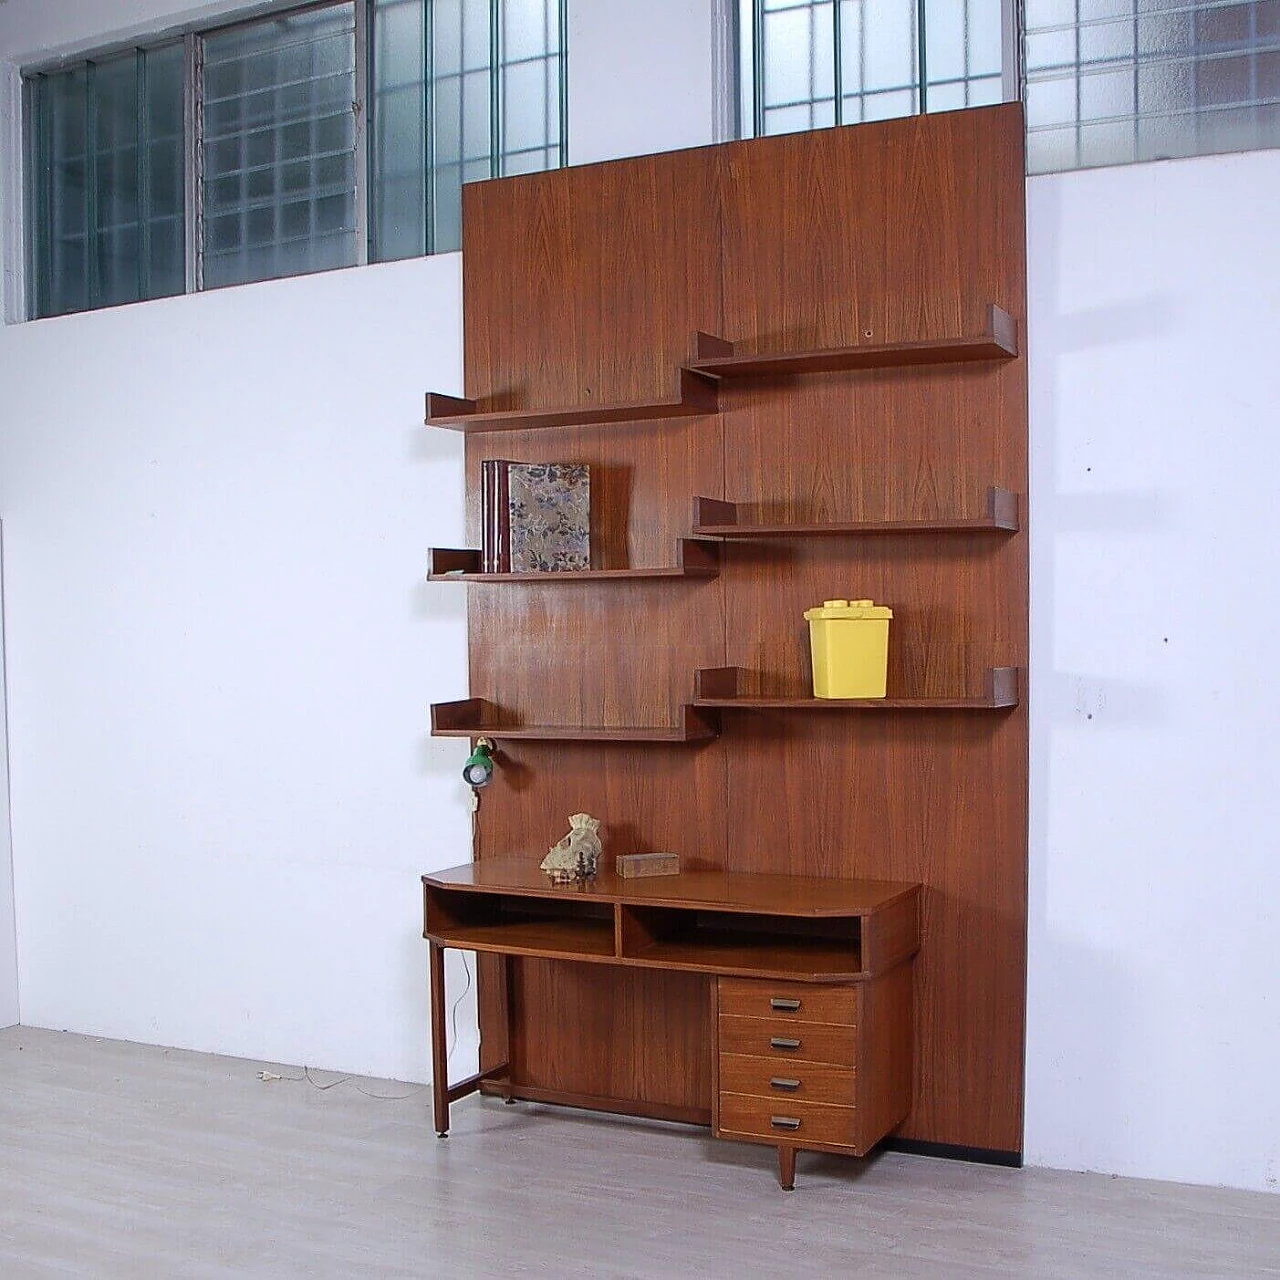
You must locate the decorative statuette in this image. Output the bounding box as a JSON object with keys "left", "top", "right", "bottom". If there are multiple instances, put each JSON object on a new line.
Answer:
{"left": 541, "top": 813, "right": 603, "bottom": 884}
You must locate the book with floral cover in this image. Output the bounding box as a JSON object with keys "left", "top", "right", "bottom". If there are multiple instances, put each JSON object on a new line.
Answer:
{"left": 507, "top": 463, "right": 590, "bottom": 572}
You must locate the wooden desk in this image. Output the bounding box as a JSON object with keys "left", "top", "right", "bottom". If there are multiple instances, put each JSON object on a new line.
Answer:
{"left": 423, "top": 860, "right": 921, "bottom": 1189}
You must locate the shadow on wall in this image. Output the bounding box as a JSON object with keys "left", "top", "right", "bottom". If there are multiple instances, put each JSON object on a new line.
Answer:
{"left": 1025, "top": 178, "right": 1177, "bottom": 1157}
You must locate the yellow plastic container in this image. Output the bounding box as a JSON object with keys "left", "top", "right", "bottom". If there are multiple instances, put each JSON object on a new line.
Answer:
{"left": 804, "top": 599, "right": 893, "bottom": 699}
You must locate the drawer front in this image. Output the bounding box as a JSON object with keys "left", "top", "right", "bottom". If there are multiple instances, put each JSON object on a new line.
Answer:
{"left": 719, "top": 1053, "right": 855, "bottom": 1105}
{"left": 717, "top": 1015, "right": 856, "bottom": 1067}
{"left": 718, "top": 1092, "right": 858, "bottom": 1149}
{"left": 718, "top": 977, "right": 858, "bottom": 1026}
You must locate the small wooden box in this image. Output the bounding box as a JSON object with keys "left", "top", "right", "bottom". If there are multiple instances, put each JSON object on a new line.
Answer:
{"left": 616, "top": 852, "right": 680, "bottom": 879}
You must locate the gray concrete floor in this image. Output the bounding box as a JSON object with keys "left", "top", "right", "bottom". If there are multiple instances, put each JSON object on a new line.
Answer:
{"left": 0, "top": 1027, "right": 1276, "bottom": 1278}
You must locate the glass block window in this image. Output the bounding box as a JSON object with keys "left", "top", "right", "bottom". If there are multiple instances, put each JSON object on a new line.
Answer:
{"left": 23, "top": 0, "right": 567, "bottom": 318}
{"left": 738, "top": 0, "right": 1005, "bottom": 136}
{"left": 27, "top": 45, "right": 186, "bottom": 318}
{"left": 1024, "top": 1, "right": 1280, "bottom": 174}
{"left": 200, "top": 4, "right": 359, "bottom": 290}
{"left": 370, "top": 0, "right": 566, "bottom": 260}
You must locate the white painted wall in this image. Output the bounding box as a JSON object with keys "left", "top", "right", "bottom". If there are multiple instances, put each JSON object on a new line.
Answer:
{"left": 0, "top": 251, "right": 478, "bottom": 1079}
{"left": 0, "top": 524, "right": 17, "bottom": 1029}
{"left": 2, "top": 0, "right": 1279, "bottom": 1197}
{"left": 568, "top": 0, "right": 724, "bottom": 165}
{"left": 1024, "top": 147, "right": 1280, "bottom": 1195}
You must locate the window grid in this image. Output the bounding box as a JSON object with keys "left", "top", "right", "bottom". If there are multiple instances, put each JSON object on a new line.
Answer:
{"left": 25, "top": 0, "right": 567, "bottom": 317}
{"left": 1023, "top": 0, "right": 1280, "bottom": 173}
{"left": 28, "top": 45, "right": 186, "bottom": 318}
{"left": 741, "top": 0, "right": 1004, "bottom": 137}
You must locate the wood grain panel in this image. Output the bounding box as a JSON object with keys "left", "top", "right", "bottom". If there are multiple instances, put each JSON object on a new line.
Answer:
{"left": 718, "top": 1054, "right": 857, "bottom": 1104}
{"left": 456, "top": 103, "right": 1027, "bottom": 1157}
{"left": 718, "top": 1093, "right": 859, "bottom": 1150}
{"left": 717, "top": 107, "right": 1028, "bottom": 1152}
{"left": 462, "top": 149, "right": 725, "bottom": 410}
{"left": 717, "top": 978, "right": 859, "bottom": 1025}
{"left": 508, "top": 959, "right": 713, "bottom": 1114}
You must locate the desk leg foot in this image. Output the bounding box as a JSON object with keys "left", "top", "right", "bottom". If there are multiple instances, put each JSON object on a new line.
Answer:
{"left": 777, "top": 1146, "right": 796, "bottom": 1191}
{"left": 504, "top": 1096, "right": 518, "bottom": 1105}
{"left": 429, "top": 941, "right": 450, "bottom": 1139}
{"left": 436, "top": 1131, "right": 449, "bottom": 1139}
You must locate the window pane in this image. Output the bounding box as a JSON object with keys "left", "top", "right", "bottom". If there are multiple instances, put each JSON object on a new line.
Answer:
{"left": 1024, "top": 1, "right": 1280, "bottom": 174}
{"left": 431, "top": 0, "right": 491, "bottom": 254}
{"left": 28, "top": 45, "right": 185, "bottom": 319}
{"left": 750, "top": 0, "right": 1003, "bottom": 134}
{"left": 201, "top": 3, "right": 358, "bottom": 290}
{"left": 371, "top": 0, "right": 427, "bottom": 263}
{"left": 371, "top": 0, "right": 564, "bottom": 261}
{"left": 501, "top": 0, "right": 562, "bottom": 177}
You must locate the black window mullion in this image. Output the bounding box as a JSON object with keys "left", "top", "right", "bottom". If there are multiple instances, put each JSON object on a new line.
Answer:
{"left": 490, "top": 0, "right": 501, "bottom": 178}
{"left": 34, "top": 76, "right": 54, "bottom": 318}
{"left": 85, "top": 61, "right": 101, "bottom": 310}
{"left": 138, "top": 49, "right": 152, "bottom": 301}
{"left": 916, "top": 0, "right": 928, "bottom": 113}
{"left": 423, "top": 0, "right": 435, "bottom": 256}
{"left": 833, "top": 0, "right": 843, "bottom": 126}
{"left": 558, "top": 0, "right": 569, "bottom": 166}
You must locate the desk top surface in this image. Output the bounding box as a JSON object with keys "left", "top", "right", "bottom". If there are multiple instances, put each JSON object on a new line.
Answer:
{"left": 423, "top": 858, "right": 919, "bottom": 918}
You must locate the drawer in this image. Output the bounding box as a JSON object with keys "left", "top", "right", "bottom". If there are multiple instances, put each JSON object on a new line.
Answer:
{"left": 718, "top": 1091, "right": 858, "bottom": 1149}
{"left": 718, "top": 977, "right": 858, "bottom": 1026}
{"left": 717, "top": 1015, "right": 856, "bottom": 1067}
{"left": 719, "top": 1052, "right": 855, "bottom": 1105}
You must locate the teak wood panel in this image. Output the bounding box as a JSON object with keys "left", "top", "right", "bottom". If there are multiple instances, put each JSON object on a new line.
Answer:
{"left": 457, "top": 105, "right": 1027, "bottom": 1153}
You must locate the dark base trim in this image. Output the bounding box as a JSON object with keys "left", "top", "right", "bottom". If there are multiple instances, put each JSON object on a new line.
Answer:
{"left": 883, "top": 1137, "right": 1023, "bottom": 1168}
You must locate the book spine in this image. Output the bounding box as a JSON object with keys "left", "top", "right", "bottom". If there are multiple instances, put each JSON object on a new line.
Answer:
{"left": 480, "top": 460, "right": 495, "bottom": 574}
{"left": 496, "top": 460, "right": 511, "bottom": 573}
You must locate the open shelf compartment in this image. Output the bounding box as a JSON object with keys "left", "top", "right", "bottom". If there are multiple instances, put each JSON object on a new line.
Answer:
{"left": 691, "top": 488, "right": 1018, "bottom": 537}
{"left": 619, "top": 904, "right": 862, "bottom": 981}
{"left": 685, "top": 303, "right": 1018, "bottom": 378}
{"left": 427, "top": 540, "right": 720, "bottom": 581}
{"left": 424, "top": 884, "right": 617, "bottom": 962}
{"left": 431, "top": 698, "right": 720, "bottom": 742}
{"left": 424, "top": 368, "right": 718, "bottom": 433}
{"left": 694, "top": 666, "right": 1019, "bottom": 710}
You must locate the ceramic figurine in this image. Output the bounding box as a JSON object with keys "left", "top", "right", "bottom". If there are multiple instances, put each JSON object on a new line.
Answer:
{"left": 541, "top": 813, "right": 603, "bottom": 884}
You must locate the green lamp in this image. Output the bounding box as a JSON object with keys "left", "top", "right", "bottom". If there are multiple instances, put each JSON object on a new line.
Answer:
{"left": 463, "top": 737, "right": 496, "bottom": 788}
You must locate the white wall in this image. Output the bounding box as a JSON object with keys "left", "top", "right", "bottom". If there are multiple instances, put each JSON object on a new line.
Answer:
{"left": 1024, "top": 148, "right": 1280, "bottom": 1195}
{"left": 0, "top": 524, "right": 17, "bottom": 1028}
{"left": 568, "top": 0, "right": 724, "bottom": 165}
{"left": 2, "top": 0, "right": 1279, "bottom": 1197}
{"left": 0, "top": 252, "right": 478, "bottom": 1079}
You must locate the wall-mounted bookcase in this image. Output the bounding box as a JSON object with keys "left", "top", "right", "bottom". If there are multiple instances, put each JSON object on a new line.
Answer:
{"left": 425, "top": 105, "right": 1029, "bottom": 1166}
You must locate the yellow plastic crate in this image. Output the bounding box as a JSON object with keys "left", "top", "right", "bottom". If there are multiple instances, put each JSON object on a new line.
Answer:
{"left": 804, "top": 599, "right": 893, "bottom": 699}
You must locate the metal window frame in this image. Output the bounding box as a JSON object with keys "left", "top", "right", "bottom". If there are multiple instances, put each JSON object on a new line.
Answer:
{"left": 20, "top": 0, "right": 567, "bottom": 319}
{"left": 739, "top": 0, "right": 1023, "bottom": 141}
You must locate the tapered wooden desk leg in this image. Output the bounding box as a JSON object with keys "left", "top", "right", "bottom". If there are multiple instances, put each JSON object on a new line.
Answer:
{"left": 777, "top": 1145, "right": 796, "bottom": 1191}
{"left": 429, "top": 941, "right": 449, "bottom": 1138}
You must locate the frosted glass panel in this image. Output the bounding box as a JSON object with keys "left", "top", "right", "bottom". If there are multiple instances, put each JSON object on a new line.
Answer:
{"left": 372, "top": 0, "right": 563, "bottom": 260}
{"left": 30, "top": 44, "right": 185, "bottom": 318}
{"left": 1025, "top": 0, "right": 1280, "bottom": 173}
{"left": 201, "top": 3, "right": 357, "bottom": 290}
{"left": 745, "top": 0, "right": 1004, "bottom": 134}
{"left": 371, "top": 0, "right": 426, "bottom": 263}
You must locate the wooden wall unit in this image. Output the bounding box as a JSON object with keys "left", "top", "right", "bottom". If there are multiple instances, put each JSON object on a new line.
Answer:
{"left": 431, "top": 104, "right": 1028, "bottom": 1162}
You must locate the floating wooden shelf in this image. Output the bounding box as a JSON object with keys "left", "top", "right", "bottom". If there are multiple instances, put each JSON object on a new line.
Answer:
{"left": 424, "top": 368, "right": 718, "bottom": 433}
{"left": 427, "top": 540, "right": 720, "bottom": 581}
{"left": 693, "top": 666, "right": 1019, "bottom": 710}
{"left": 685, "top": 304, "right": 1018, "bottom": 378}
{"left": 692, "top": 488, "right": 1018, "bottom": 537}
{"left": 431, "top": 698, "right": 720, "bottom": 742}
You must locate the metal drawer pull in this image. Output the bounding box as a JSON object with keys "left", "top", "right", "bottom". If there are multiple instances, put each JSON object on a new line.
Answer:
{"left": 771, "top": 1116, "right": 802, "bottom": 1131}
{"left": 770, "top": 1037, "right": 801, "bottom": 1050}
{"left": 770, "top": 998, "right": 802, "bottom": 1011}
{"left": 770, "top": 1077, "right": 801, "bottom": 1091}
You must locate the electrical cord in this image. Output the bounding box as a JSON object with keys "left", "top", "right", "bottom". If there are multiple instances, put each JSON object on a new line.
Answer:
{"left": 256, "top": 951, "right": 475, "bottom": 1101}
